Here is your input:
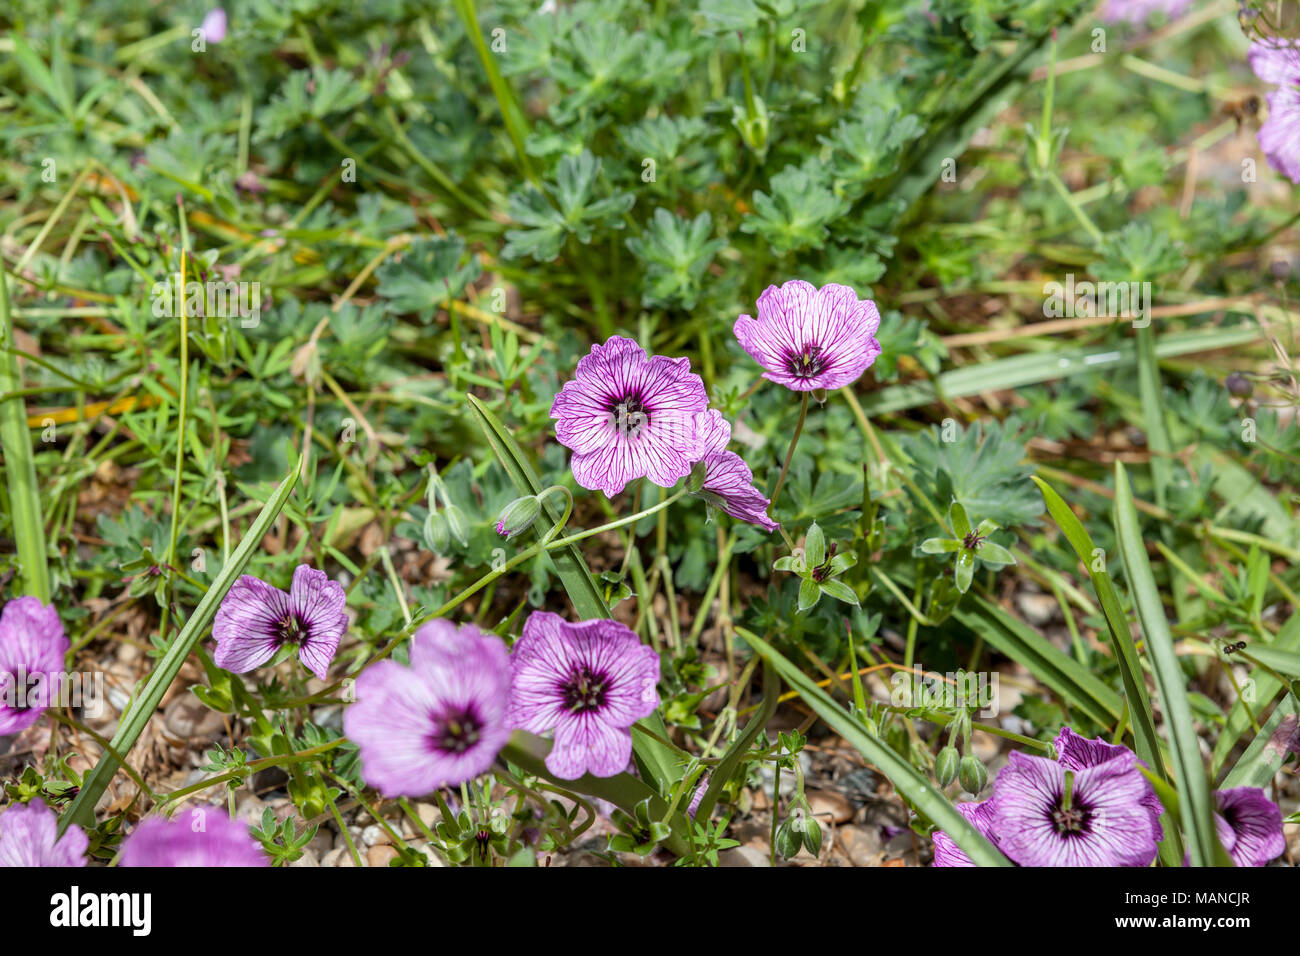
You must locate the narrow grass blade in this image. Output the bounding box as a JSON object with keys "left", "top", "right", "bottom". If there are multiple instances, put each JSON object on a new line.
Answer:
{"left": 1221, "top": 697, "right": 1298, "bottom": 789}
{"left": 465, "top": 394, "right": 685, "bottom": 796}
{"left": 1239, "top": 646, "right": 1300, "bottom": 679}
{"left": 856, "top": 324, "right": 1262, "bottom": 417}
{"left": 954, "top": 597, "right": 1122, "bottom": 727}
{"left": 738, "top": 628, "right": 1011, "bottom": 867}
{"left": 1031, "top": 474, "right": 1181, "bottom": 865}
{"left": 0, "top": 273, "right": 52, "bottom": 602}
{"left": 60, "top": 456, "right": 301, "bottom": 832}
{"left": 1113, "top": 462, "right": 1221, "bottom": 866}
{"left": 694, "top": 660, "right": 778, "bottom": 821}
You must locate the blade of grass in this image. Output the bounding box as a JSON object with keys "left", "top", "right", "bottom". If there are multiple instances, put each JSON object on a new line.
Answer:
{"left": 1212, "top": 610, "right": 1300, "bottom": 774}
{"left": 694, "top": 660, "right": 778, "bottom": 821}
{"left": 1113, "top": 461, "right": 1222, "bottom": 866}
{"left": 1220, "top": 696, "right": 1298, "bottom": 789}
{"left": 60, "top": 455, "right": 301, "bottom": 833}
{"left": 0, "top": 273, "right": 51, "bottom": 602}
{"left": 737, "top": 627, "right": 1011, "bottom": 866}
{"left": 1031, "top": 474, "right": 1182, "bottom": 865}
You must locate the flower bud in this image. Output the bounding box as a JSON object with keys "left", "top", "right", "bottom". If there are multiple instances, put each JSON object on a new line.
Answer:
{"left": 801, "top": 817, "right": 823, "bottom": 857}
{"left": 1224, "top": 373, "right": 1252, "bottom": 398}
{"left": 495, "top": 495, "right": 541, "bottom": 539}
{"left": 958, "top": 755, "right": 988, "bottom": 795}
{"left": 444, "top": 504, "right": 470, "bottom": 548}
{"left": 685, "top": 458, "right": 707, "bottom": 493}
{"left": 935, "top": 746, "right": 960, "bottom": 787}
{"left": 774, "top": 818, "right": 802, "bottom": 860}
{"left": 423, "top": 511, "right": 449, "bottom": 553}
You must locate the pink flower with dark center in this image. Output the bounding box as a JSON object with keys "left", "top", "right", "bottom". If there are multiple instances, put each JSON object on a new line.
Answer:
{"left": 1053, "top": 726, "right": 1163, "bottom": 831}
{"left": 689, "top": 409, "right": 778, "bottom": 532}
{"left": 0, "top": 597, "right": 68, "bottom": 734}
{"left": 344, "top": 620, "right": 512, "bottom": 797}
{"left": 931, "top": 799, "right": 1000, "bottom": 867}
{"left": 550, "top": 336, "right": 709, "bottom": 498}
{"left": 0, "top": 800, "right": 87, "bottom": 867}
{"left": 212, "top": 565, "right": 347, "bottom": 681}
{"left": 1099, "top": 0, "right": 1190, "bottom": 23}
{"left": 1249, "top": 40, "right": 1300, "bottom": 184}
{"left": 507, "top": 611, "right": 660, "bottom": 779}
{"left": 120, "top": 812, "right": 269, "bottom": 867}
{"left": 733, "top": 281, "right": 882, "bottom": 392}
{"left": 1213, "top": 787, "right": 1285, "bottom": 867}
{"left": 200, "top": 8, "right": 227, "bottom": 43}
{"left": 992, "top": 750, "right": 1161, "bottom": 866}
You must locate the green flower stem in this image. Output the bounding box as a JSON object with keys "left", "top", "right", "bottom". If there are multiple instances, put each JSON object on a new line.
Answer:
{"left": 769, "top": 391, "right": 809, "bottom": 510}
{"left": 155, "top": 739, "right": 345, "bottom": 808}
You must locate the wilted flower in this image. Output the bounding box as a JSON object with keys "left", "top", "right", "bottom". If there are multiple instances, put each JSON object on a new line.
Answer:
{"left": 688, "top": 410, "right": 778, "bottom": 532}
{"left": 992, "top": 750, "right": 1161, "bottom": 866}
{"left": 550, "top": 336, "right": 709, "bottom": 498}
{"left": 343, "top": 620, "right": 512, "bottom": 797}
{"left": 733, "top": 280, "right": 881, "bottom": 392}
{"left": 931, "top": 799, "right": 1001, "bottom": 868}
{"left": 120, "top": 812, "right": 268, "bottom": 867}
{"left": 1249, "top": 40, "right": 1300, "bottom": 184}
{"left": 0, "top": 800, "right": 87, "bottom": 867}
{"left": 0, "top": 597, "right": 68, "bottom": 734}
{"left": 1213, "top": 787, "right": 1285, "bottom": 867}
{"left": 507, "top": 611, "right": 660, "bottom": 779}
{"left": 496, "top": 495, "right": 542, "bottom": 539}
{"left": 212, "top": 565, "right": 348, "bottom": 682}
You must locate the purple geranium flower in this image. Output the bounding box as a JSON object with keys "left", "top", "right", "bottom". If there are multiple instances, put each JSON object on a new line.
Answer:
{"left": 1214, "top": 787, "right": 1285, "bottom": 867}
{"left": 0, "top": 597, "right": 68, "bottom": 735}
{"left": 931, "top": 799, "right": 1001, "bottom": 867}
{"left": 733, "top": 280, "right": 881, "bottom": 392}
{"left": 1249, "top": 41, "right": 1300, "bottom": 184}
{"left": 343, "top": 620, "right": 511, "bottom": 797}
{"left": 1099, "top": 0, "right": 1190, "bottom": 23}
{"left": 550, "top": 335, "right": 709, "bottom": 498}
{"left": 120, "top": 812, "right": 269, "bottom": 867}
{"left": 689, "top": 410, "right": 778, "bottom": 532}
{"left": 1054, "top": 726, "right": 1163, "bottom": 831}
{"left": 0, "top": 800, "right": 87, "bottom": 867}
{"left": 992, "top": 750, "right": 1162, "bottom": 866}
{"left": 212, "top": 565, "right": 347, "bottom": 681}
{"left": 507, "top": 611, "right": 660, "bottom": 779}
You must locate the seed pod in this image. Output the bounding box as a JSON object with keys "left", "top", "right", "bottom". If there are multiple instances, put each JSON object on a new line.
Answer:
{"left": 958, "top": 755, "right": 988, "bottom": 795}
{"left": 935, "top": 746, "right": 960, "bottom": 787}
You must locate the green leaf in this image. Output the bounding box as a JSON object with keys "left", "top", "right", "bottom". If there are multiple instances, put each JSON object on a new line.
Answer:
{"left": 975, "top": 541, "right": 1015, "bottom": 566}
{"left": 694, "top": 661, "right": 778, "bottom": 820}
{"left": 375, "top": 235, "right": 482, "bottom": 322}
{"left": 1113, "top": 462, "right": 1220, "bottom": 866}
{"left": 804, "top": 522, "right": 826, "bottom": 568}
{"left": 624, "top": 209, "right": 724, "bottom": 310}
{"left": 797, "top": 577, "right": 821, "bottom": 611}
{"left": 61, "top": 455, "right": 302, "bottom": 833}
{"left": 819, "top": 579, "right": 860, "bottom": 607}
{"left": 920, "top": 537, "right": 961, "bottom": 554}
{"left": 1240, "top": 646, "right": 1300, "bottom": 679}
{"left": 740, "top": 164, "right": 849, "bottom": 255}
{"left": 949, "top": 501, "right": 972, "bottom": 539}
{"left": 1221, "top": 697, "right": 1298, "bottom": 789}
{"left": 954, "top": 548, "right": 975, "bottom": 593}
{"left": 737, "top": 629, "right": 1011, "bottom": 867}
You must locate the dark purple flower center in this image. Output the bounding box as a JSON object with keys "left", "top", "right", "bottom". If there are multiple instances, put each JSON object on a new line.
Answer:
{"left": 609, "top": 393, "right": 649, "bottom": 436}
{"left": 785, "top": 347, "right": 826, "bottom": 380}
{"left": 431, "top": 707, "right": 483, "bottom": 755}
{"left": 275, "top": 613, "right": 307, "bottom": 645}
{"left": 562, "top": 666, "right": 608, "bottom": 713}
{"left": 1050, "top": 799, "right": 1093, "bottom": 836}
{"left": 962, "top": 530, "right": 986, "bottom": 551}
